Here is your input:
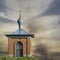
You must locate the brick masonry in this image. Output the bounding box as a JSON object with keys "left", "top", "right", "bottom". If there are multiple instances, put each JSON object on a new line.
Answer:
{"left": 8, "top": 37, "right": 31, "bottom": 57}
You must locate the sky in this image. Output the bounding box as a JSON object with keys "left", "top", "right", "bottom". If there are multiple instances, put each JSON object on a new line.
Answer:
{"left": 0, "top": 0, "right": 60, "bottom": 53}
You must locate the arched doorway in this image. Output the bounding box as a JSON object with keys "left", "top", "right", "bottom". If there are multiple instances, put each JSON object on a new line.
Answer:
{"left": 16, "top": 42, "right": 23, "bottom": 57}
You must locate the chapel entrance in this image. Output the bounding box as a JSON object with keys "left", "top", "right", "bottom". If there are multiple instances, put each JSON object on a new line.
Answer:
{"left": 16, "top": 42, "right": 23, "bottom": 57}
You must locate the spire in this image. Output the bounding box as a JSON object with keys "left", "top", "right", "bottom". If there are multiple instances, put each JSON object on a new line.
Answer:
{"left": 17, "top": 10, "right": 22, "bottom": 32}
{"left": 17, "top": 10, "right": 23, "bottom": 33}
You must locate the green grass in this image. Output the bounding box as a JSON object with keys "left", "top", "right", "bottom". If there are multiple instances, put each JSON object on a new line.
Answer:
{"left": 0, "top": 57, "right": 39, "bottom": 60}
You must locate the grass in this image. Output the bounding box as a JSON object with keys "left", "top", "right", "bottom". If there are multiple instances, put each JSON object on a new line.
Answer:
{"left": 0, "top": 57, "right": 39, "bottom": 60}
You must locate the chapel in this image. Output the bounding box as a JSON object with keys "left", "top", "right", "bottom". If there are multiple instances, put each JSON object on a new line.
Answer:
{"left": 6, "top": 12, "right": 34, "bottom": 57}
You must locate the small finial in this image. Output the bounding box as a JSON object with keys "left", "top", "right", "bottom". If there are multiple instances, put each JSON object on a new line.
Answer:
{"left": 19, "top": 10, "right": 21, "bottom": 18}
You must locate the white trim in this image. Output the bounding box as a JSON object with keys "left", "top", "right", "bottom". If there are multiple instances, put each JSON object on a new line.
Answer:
{"left": 24, "top": 55, "right": 26, "bottom": 57}
{"left": 27, "top": 54, "right": 32, "bottom": 57}
{"left": 9, "top": 54, "right": 13, "bottom": 57}
{"left": 24, "top": 54, "right": 32, "bottom": 57}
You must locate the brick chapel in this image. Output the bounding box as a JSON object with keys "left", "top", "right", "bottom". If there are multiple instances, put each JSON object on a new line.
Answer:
{"left": 5, "top": 12, "right": 34, "bottom": 57}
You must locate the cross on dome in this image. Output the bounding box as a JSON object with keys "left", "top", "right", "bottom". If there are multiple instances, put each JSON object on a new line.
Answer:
{"left": 19, "top": 10, "right": 21, "bottom": 18}
{"left": 17, "top": 10, "right": 23, "bottom": 32}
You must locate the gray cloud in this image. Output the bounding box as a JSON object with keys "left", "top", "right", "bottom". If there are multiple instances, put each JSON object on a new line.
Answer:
{"left": 0, "top": 0, "right": 12, "bottom": 14}
{"left": 0, "top": 0, "right": 6, "bottom": 12}
{"left": 43, "top": 0, "right": 60, "bottom": 15}
{"left": 0, "top": 16, "right": 16, "bottom": 23}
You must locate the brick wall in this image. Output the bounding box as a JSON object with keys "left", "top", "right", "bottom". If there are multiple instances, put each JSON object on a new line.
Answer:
{"left": 8, "top": 37, "right": 31, "bottom": 57}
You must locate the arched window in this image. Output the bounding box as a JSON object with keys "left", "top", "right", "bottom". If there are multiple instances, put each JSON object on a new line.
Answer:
{"left": 16, "top": 42, "right": 23, "bottom": 57}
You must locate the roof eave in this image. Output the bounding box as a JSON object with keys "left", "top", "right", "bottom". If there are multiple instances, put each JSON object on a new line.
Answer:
{"left": 5, "top": 34, "right": 34, "bottom": 38}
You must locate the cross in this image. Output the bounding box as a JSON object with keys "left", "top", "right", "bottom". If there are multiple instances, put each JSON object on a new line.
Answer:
{"left": 19, "top": 10, "right": 21, "bottom": 18}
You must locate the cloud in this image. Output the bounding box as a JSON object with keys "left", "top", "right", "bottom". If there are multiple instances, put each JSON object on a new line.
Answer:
{"left": 0, "top": 16, "right": 15, "bottom": 23}
{"left": 0, "top": 0, "right": 60, "bottom": 52}
{"left": 0, "top": 0, "right": 7, "bottom": 12}
{"left": 1, "top": 0, "right": 53, "bottom": 19}
{"left": 43, "top": 0, "right": 60, "bottom": 15}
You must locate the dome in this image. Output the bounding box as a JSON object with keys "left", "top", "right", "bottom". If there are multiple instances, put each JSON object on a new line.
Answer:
{"left": 18, "top": 18, "right": 23, "bottom": 25}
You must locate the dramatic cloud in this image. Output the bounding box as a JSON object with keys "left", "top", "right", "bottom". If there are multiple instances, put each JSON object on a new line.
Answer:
{"left": 0, "top": 0, "right": 60, "bottom": 54}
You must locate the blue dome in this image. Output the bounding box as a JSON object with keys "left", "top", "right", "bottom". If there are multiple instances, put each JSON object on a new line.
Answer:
{"left": 18, "top": 18, "right": 23, "bottom": 25}
{"left": 12, "top": 28, "right": 29, "bottom": 35}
